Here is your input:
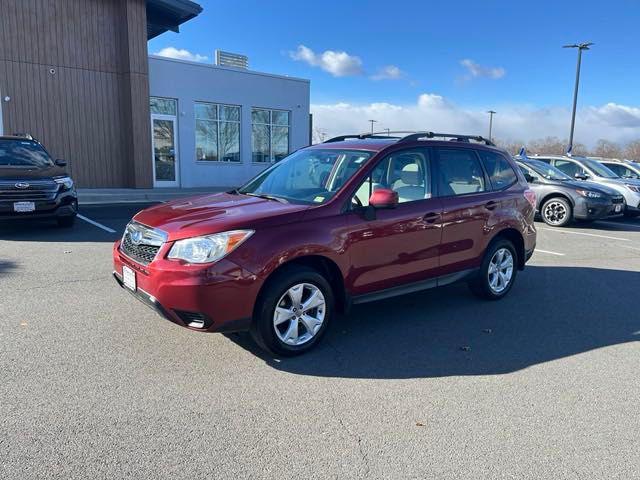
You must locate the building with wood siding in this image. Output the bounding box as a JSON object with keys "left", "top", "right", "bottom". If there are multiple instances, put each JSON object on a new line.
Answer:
{"left": 0, "top": 0, "right": 310, "bottom": 189}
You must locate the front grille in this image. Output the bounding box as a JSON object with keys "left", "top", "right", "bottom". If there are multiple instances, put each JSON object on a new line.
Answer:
{"left": 120, "top": 233, "right": 160, "bottom": 265}
{"left": 0, "top": 179, "right": 58, "bottom": 201}
{"left": 612, "top": 196, "right": 624, "bottom": 204}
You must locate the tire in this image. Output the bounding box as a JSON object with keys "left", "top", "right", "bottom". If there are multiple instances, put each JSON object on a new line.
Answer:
{"left": 57, "top": 215, "right": 76, "bottom": 228}
{"left": 541, "top": 197, "right": 572, "bottom": 227}
{"left": 468, "top": 238, "right": 518, "bottom": 300}
{"left": 250, "top": 265, "right": 334, "bottom": 356}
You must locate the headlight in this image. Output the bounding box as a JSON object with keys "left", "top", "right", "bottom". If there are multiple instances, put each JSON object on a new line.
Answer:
{"left": 576, "top": 189, "right": 602, "bottom": 199}
{"left": 54, "top": 176, "right": 74, "bottom": 190}
{"left": 168, "top": 230, "right": 254, "bottom": 264}
{"left": 625, "top": 184, "right": 640, "bottom": 193}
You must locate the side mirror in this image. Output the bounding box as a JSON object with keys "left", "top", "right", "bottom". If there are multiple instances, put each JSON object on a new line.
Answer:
{"left": 55, "top": 159, "right": 67, "bottom": 167}
{"left": 369, "top": 188, "right": 399, "bottom": 209}
{"left": 524, "top": 173, "right": 535, "bottom": 183}
{"left": 574, "top": 172, "right": 589, "bottom": 180}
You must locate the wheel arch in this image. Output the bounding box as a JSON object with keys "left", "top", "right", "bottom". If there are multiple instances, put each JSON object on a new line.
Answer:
{"left": 254, "top": 254, "right": 348, "bottom": 317}
{"left": 539, "top": 192, "right": 574, "bottom": 210}
{"left": 490, "top": 227, "right": 526, "bottom": 270}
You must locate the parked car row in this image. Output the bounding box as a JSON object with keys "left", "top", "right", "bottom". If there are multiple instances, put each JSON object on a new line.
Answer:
{"left": 515, "top": 151, "right": 640, "bottom": 226}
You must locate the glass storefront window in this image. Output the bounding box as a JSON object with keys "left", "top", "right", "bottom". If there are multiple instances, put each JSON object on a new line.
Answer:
{"left": 251, "top": 108, "right": 290, "bottom": 162}
{"left": 195, "top": 102, "right": 240, "bottom": 162}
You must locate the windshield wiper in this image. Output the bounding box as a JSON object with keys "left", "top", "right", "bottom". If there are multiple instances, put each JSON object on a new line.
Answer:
{"left": 243, "top": 192, "right": 289, "bottom": 204}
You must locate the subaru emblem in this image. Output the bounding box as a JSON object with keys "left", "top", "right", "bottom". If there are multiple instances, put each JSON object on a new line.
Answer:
{"left": 15, "top": 182, "right": 30, "bottom": 189}
{"left": 131, "top": 229, "right": 143, "bottom": 245}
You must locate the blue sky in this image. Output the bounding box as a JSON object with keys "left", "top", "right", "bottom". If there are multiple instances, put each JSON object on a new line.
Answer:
{"left": 148, "top": 0, "right": 640, "bottom": 144}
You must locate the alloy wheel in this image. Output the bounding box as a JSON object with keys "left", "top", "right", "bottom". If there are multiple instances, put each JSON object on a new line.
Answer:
{"left": 543, "top": 201, "right": 568, "bottom": 225}
{"left": 487, "top": 248, "right": 514, "bottom": 294}
{"left": 273, "top": 283, "right": 326, "bottom": 346}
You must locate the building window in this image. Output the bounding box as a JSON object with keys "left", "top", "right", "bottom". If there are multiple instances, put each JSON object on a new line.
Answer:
{"left": 252, "top": 108, "right": 290, "bottom": 162}
{"left": 195, "top": 102, "right": 241, "bottom": 162}
{"left": 150, "top": 97, "right": 177, "bottom": 116}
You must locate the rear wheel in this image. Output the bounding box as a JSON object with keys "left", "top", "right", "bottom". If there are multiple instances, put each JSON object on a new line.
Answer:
{"left": 251, "top": 265, "right": 334, "bottom": 356}
{"left": 57, "top": 215, "right": 76, "bottom": 228}
{"left": 541, "top": 197, "right": 572, "bottom": 227}
{"left": 469, "top": 239, "right": 518, "bottom": 300}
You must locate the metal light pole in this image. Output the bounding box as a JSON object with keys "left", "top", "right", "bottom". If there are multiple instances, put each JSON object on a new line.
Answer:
{"left": 368, "top": 119, "right": 377, "bottom": 134}
{"left": 487, "top": 110, "right": 496, "bottom": 140}
{"left": 563, "top": 42, "right": 593, "bottom": 154}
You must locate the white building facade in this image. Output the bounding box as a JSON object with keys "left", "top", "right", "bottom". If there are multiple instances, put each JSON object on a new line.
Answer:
{"left": 148, "top": 55, "right": 310, "bottom": 188}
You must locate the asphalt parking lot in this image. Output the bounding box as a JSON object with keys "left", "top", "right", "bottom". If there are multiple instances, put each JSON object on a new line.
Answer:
{"left": 1, "top": 205, "right": 639, "bottom": 479}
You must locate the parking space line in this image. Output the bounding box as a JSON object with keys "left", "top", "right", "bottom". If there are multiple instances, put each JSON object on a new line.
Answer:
{"left": 541, "top": 228, "right": 630, "bottom": 242}
{"left": 77, "top": 214, "right": 117, "bottom": 234}
{"left": 536, "top": 249, "right": 565, "bottom": 256}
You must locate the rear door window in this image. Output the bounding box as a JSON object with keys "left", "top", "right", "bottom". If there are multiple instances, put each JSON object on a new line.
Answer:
{"left": 478, "top": 150, "right": 517, "bottom": 190}
{"left": 434, "top": 148, "right": 486, "bottom": 196}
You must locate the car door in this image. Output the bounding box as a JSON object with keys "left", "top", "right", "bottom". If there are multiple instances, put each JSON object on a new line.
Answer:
{"left": 345, "top": 148, "right": 443, "bottom": 295}
{"left": 436, "top": 147, "right": 507, "bottom": 273}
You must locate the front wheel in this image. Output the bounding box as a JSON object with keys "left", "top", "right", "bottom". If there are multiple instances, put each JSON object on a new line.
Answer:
{"left": 469, "top": 239, "right": 518, "bottom": 300}
{"left": 251, "top": 265, "right": 334, "bottom": 356}
{"left": 541, "top": 197, "right": 572, "bottom": 227}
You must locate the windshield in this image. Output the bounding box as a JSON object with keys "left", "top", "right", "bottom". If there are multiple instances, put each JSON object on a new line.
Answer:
{"left": 238, "top": 149, "right": 372, "bottom": 204}
{"left": 581, "top": 158, "right": 619, "bottom": 178}
{"left": 0, "top": 140, "right": 53, "bottom": 167}
{"left": 522, "top": 159, "right": 572, "bottom": 181}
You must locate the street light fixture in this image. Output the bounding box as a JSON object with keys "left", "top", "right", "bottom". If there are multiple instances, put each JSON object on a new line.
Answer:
{"left": 563, "top": 42, "right": 594, "bottom": 154}
{"left": 368, "top": 119, "right": 377, "bottom": 134}
{"left": 487, "top": 110, "right": 496, "bottom": 140}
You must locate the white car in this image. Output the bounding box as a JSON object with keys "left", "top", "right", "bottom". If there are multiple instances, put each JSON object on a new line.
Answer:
{"left": 532, "top": 154, "right": 640, "bottom": 217}
{"left": 598, "top": 159, "right": 640, "bottom": 181}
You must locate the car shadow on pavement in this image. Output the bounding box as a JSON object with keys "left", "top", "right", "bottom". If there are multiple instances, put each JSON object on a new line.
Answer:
{"left": 227, "top": 266, "right": 639, "bottom": 379}
{"left": 0, "top": 259, "right": 17, "bottom": 278}
{"left": 0, "top": 219, "right": 118, "bottom": 243}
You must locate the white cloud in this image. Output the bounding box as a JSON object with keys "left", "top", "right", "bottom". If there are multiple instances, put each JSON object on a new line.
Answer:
{"left": 290, "top": 45, "right": 363, "bottom": 77}
{"left": 371, "top": 65, "right": 404, "bottom": 81}
{"left": 154, "top": 47, "right": 209, "bottom": 63}
{"left": 310, "top": 94, "right": 640, "bottom": 147}
{"left": 460, "top": 59, "right": 506, "bottom": 80}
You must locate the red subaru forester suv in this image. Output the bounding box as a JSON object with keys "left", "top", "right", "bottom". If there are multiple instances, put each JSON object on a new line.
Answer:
{"left": 113, "top": 132, "right": 537, "bottom": 355}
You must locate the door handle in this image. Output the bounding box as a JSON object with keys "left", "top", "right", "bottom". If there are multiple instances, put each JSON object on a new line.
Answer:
{"left": 484, "top": 201, "right": 499, "bottom": 211}
{"left": 423, "top": 212, "right": 441, "bottom": 223}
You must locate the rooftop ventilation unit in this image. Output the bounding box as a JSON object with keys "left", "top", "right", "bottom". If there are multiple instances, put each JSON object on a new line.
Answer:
{"left": 215, "top": 50, "right": 248, "bottom": 69}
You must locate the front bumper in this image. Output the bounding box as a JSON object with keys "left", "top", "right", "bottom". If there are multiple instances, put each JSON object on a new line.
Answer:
{"left": 0, "top": 190, "right": 77, "bottom": 220}
{"left": 112, "top": 241, "right": 258, "bottom": 333}
{"left": 573, "top": 197, "right": 623, "bottom": 220}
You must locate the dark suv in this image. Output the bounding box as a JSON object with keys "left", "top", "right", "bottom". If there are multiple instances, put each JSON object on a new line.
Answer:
{"left": 0, "top": 135, "right": 77, "bottom": 227}
{"left": 113, "top": 132, "right": 537, "bottom": 355}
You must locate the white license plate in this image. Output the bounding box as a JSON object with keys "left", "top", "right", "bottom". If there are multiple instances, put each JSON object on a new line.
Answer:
{"left": 122, "top": 265, "right": 136, "bottom": 291}
{"left": 615, "top": 204, "right": 622, "bottom": 213}
{"left": 13, "top": 201, "right": 35, "bottom": 213}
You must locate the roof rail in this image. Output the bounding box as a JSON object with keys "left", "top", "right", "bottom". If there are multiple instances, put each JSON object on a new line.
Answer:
{"left": 398, "top": 132, "right": 495, "bottom": 146}
{"left": 323, "top": 133, "right": 400, "bottom": 143}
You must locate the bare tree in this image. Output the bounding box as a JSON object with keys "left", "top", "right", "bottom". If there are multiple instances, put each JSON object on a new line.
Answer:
{"left": 494, "top": 139, "right": 526, "bottom": 155}
{"left": 312, "top": 127, "right": 328, "bottom": 144}
{"left": 624, "top": 140, "right": 640, "bottom": 161}
{"left": 592, "top": 139, "right": 622, "bottom": 159}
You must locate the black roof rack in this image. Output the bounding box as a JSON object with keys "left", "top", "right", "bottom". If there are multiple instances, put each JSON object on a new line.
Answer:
{"left": 323, "top": 133, "right": 400, "bottom": 143}
{"left": 11, "top": 132, "right": 35, "bottom": 140}
{"left": 398, "top": 131, "right": 495, "bottom": 146}
{"left": 323, "top": 131, "right": 495, "bottom": 146}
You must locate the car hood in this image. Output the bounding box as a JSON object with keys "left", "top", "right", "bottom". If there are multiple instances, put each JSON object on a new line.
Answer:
{"left": 562, "top": 180, "right": 620, "bottom": 196}
{"left": 0, "top": 164, "right": 67, "bottom": 180}
{"left": 133, "top": 192, "right": 311, "bottom": 241}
